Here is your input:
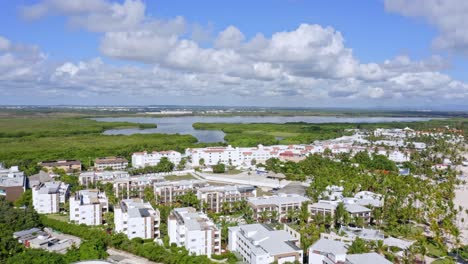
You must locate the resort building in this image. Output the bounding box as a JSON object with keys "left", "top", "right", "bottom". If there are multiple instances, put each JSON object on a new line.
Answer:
{"left": 114, "top": 198, "right": 160, "bottom": 239}
{"left": 70, "top": 189, "right": 109, "bottom": 226}
{"left": 228, "top": 223, "right": 303, "bottom": 264}
{"left": 38, "top": 160, "right": 82, "bottom": 173}
{"left": 168, "top": 207, "right": 221, "bottom": 257}
{"left": 309, "top": 201, "right": 372, "bottom": 224}
{"left": 132, "top": 150, "right": 182, "bottom": 168}
{"left": 94, "top": 157, "right": 128, "bottom": 171}
{"left": 308, "top": 238, "right": 392, "bottom": 264}
{"left": 153, "top": 180, "right": 208, "bottom": 204}
{"left": 32, "top": 181, "right": 70, "bottom": 214}
{"left": 0, "top": 165, "right": 26, "bottom": 201}
{"left": 248, "top": 194, "right": 310, "bottom": 221}
{"left": 196, "top": 185, "right": 256, "bottom": 213}
{"left": 79, "top": 170, "right": 129, "bottom": 186}
{"left": 114, "top": 176, "right": 165, "bottom": 199}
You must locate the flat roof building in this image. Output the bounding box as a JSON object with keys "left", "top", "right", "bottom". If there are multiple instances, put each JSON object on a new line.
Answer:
{"left": 114, "top": 198, "right": 160, "bottom": 240}
{"left": 0, "top": 165, "right": 26, "bottom": 201}
{"left": 39, "top": 160, "right": 81, "bottom": 173}
{"left": 229, "top": 224, "right": 303, "bottom": 264}
{"left": 197, "top": 185, "right": 256, "bottom": 213}
{"left": 32, "top": 181, "right": 69, "bottom": 214}
{"left": 70, "top": 189, "right": 109, "bottom": 226}
{"left": 248, "top": 194, "right": 309, "bottom": 221}
{"left": 168, "top": 207, "right": 221, "bottom": 257}
{"left": 94, "top": 157, "right": 128, "bottom": 171}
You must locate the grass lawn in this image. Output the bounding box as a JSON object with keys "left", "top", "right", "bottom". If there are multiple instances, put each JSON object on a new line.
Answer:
{"left": 163, "top": 174, "right": 196, "bottom": 181}
{"left": 46, "top": 213, "right": 70, "bottom": 222}
{"left": 426, "top": 240, "right": 448, "bottom": 258}
{"left": 224, "top": 169, "right": 242, "bottom": 175}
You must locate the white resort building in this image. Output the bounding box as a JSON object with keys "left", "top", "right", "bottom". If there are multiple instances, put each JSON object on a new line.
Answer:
{"left": 228, "top": 223, "right": 303, "bottom": 264}
{"left": 132, "top": 150, "right": 182, "bottom": 168}
{"left": 70, "top": 189, "right": 109, "bottom": 226}
{"left": 32, "top": 181, "right": 69, "bottom": 214}
{"left": 114, "top": 198, "right": 160, "bottom": 239}
{"left": 168, "top": 207, "right": 221, "bottom": 257}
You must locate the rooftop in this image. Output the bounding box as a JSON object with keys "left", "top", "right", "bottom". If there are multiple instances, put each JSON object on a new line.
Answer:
{"left": 346, "top": 253, "right": 392, "bottom": 264}
{"left": 171, "top": 207, "right": 217, "bottom": 231}
{"left": 309, "top": 238, "right": 348, "bottom": 255}
{"left": 230, "top": 224, "right": 301, "bottom": 256}
{"left": 248, "top": 194, "right": 309, "bottom": 207}
{"left": 94, "top": 157, "right": 128, "bottom": 164}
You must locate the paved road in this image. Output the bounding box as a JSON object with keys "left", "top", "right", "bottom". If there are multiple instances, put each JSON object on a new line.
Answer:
{"left": 107, "top": 248, "right": 161, "bottom": 264}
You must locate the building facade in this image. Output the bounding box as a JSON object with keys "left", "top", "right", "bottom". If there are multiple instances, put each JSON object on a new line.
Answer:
{"left": 196, "top": 185, "right": 256, "bottom": 213}
{"left": 153, "top": 180, "right": 208, "bottom": 204}
{"left": 70, "top": 189, "right": 109, "bottom": 226}
{"left": 114, "top": 199, "right": 160, "bottom": 239}
{"left": 94, "top": 157, "right": 128, "bottom": 171}
{"left": 132, "top": 150, "right": 182, "bottom": 168}
{"left": 32, "top": 182, "right": 69, "bottom": 214}
{"left": 248, "top": 194, "right": 310, "bottom": 221}
{"left": 38, "top": 160, "right": 82, "bottom": 173}
{"left": 168, "top": 207, "right": 221, "bottom": 257}
{"left": 0, "top": 165, "right": 26, "bottom": 201}
{"left": 228, "top": 224, "right": 303, "bottom": 264}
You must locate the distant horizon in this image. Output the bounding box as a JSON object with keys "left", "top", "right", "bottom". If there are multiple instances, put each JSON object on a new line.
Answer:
{"left": 2, "top": 104, "right": 468, "bottom": 112}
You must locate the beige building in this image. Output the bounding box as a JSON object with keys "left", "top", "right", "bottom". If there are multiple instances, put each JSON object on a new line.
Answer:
{"left": 94, "top": 157, "right": 128, "bottom": 171}
{"left": 196, "top": 185, "right": 256, "bottom": 213}
{"left": 39, "top": 160, "right": 81, "bottom": 173}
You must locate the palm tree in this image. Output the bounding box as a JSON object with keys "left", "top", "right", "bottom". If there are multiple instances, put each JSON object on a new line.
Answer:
{"left": 260, "top": 210, "right": 270, "bottom": 223}
{"left": 270, "top": 210, "right": 279, "bottom": 223}
{"left": 373, "top": 240, "right": 387, "bottom": 255}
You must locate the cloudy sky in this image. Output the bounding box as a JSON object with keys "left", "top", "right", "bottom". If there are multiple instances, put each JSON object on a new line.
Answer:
{"left": 1, "top": 0, "right": 468, "bottom": 109}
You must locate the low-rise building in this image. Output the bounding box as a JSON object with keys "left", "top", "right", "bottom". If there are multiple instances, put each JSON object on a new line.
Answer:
{"left": 70, "top": 190, "right": 108, "bottom": 226}
{"left": 308, "top": 238, "right": 348, "bottom": 264}
{"left": 79, "top": 170, "right": 129, "bottom": 186}
{"left": 309, "top": 201, "right": 372, "bottom": 224}
{"left": 308, "top": 239, "right": 392, "bottom": 264}
{"left": 94, "top": 157, "right": 128, "bottom": 171}
{"left": 0, "top": 165, "right": 26, "bottom": 201}
{"left": 248, "top": 194, "right": 310, "bottom": 221}
{"left": 14, "top": 227, "right": 81, "bottom": 254}
{"left": 114, "top": 199, "right": 160, "bottom": 239}
{"left": 154, "top": 180, "right": 208, "bottom": 204}
{"left": 39, "top": 160, "right": 81, "bottom": 173}
{"left": 114, "top": 176, "right": 165, "bottom": 199}
{"left": 28, "top": 171, "right": 53, "bottom": 188}
{"left": 132, "top": 150, "right": 182, "bottom": 168}
{"left": 196, "top": 185, "right": 256, "bottom": 213}
{"left": 168, "top": 207, "right": 221, "bottom": 257}
{"left": 32, "top": 182, "right": 69, "bottom": 214}
{"left": 228, "top": 223, "right": 303, "bottom": 264}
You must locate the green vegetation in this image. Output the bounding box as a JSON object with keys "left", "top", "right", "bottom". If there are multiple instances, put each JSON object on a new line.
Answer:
{"left": 194, "top": 118, "right": 468, "bottom": 146}
{"left": 129, "top": 157, "right": 175, "bottom": 175}
{"left": 212, "top": 162, "right": 226, "bottom": 173}
{"left": 0, "top": 116, "right": 199, "bottom": 175}
{"left": 0, "top": 116, "right": 155, "bottom": 138}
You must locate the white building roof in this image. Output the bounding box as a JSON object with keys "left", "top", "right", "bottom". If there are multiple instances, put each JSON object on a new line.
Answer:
{"left": 231, "top": 224, "right": 301, "bottom": 256}
{"left": 309, "top": 238, "right": 348, "bottom": 255}
{"left": 248, "top": 194, "right": 309, "bottom": 206}
{"left": 346, "top": 253, "right": 392, "bottom": 264}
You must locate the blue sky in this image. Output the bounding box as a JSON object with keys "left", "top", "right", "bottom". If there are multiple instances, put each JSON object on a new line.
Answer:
{"left": 0, "top": 0, "right": 467, "bottom": 109}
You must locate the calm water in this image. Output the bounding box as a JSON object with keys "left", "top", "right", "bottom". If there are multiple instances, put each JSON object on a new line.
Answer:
{"left": 94, "top": 116, "right": 435, "bottom": 143}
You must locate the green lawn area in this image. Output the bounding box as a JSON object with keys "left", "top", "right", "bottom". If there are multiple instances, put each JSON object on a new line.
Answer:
{"left": 46, "top": 213, "right": 70, "bottom": 222}
{"left": 163, "top": 174, "right": 197, "bottom": 181}
{"left": 224, "top": 169, "right": 242, "bottom": 175}
{"left": 426, "top": 240, "right": 448, "bottom": 258}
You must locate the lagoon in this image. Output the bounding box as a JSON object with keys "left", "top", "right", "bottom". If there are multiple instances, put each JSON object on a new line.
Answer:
{"left": 94, "top": 116, "right": 435, "bottom": 143}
